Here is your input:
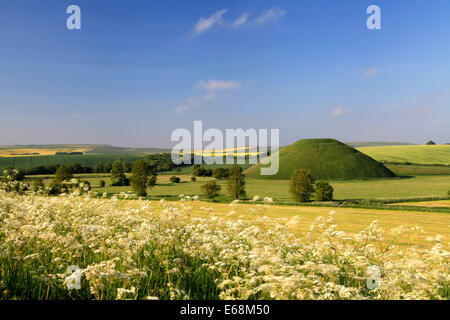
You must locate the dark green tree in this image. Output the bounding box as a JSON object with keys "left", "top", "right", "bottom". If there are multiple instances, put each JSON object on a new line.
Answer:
{"left": 201, "top": 181, "right": 221, "bottom": 199}
{"left": 111, "top": 159, "right": 129, "bottom": 186}
{"left": 130, "top": 160, "right": 151, "bottom": 196}
{"left": 54, "top": 165, "right": 73, "bottom": 183}
{"left": 289, "top": 169, "right": 315, "bottom": 202}
{"left": 314, "top": 181, "right": 334, "bottom": 202}
{"left": 227, "top": 165, "right": 246, "bottom": 200}
{"left": 213, "top": 167, "right": 230, "bottom": 180}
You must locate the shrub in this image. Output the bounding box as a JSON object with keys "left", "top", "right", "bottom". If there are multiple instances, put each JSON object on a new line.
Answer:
{"left": 201, "top": 181, "right": 221, "bottom": 199}
{"left": 227, "top": 165, "right": 246, "bottom": 200}
{"left": 191, "top": 176, "right": 196, "bottom": 182}
{"left": 32, "top": 178, "right": 45, "bottom": 192}
{"left": 47, "top": 181, "right": 62, "bottom": 195}
{"left": 192, "top": 165, "right": 213, "bottom": 177}
{"left": 315, "top": 181, "right": 334, "bottom": 201}
{"left": 1, "top": 168, "right": 25, "bottom": 182}
{"left": 426, "top": 140, "right": 436, "bottom": 145}
{"left": 99, "top": 180, "right": 106, "bottom": 188}
{"left": 289, "top": 169, "right": 315, "bottom": 202}
{"left": 170, "top": 176, "right": 181, "bottom": 183}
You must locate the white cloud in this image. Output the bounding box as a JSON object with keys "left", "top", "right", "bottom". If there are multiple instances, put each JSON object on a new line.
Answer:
{"left": 363, "top": 67, "right": 379, "bottom": 76}
{"left": 233, "top": 13, "right": 249, "bottom": 27}
{"left": 331, "top": 107, "right": 347, "bottom": 117}
{"left": 197, "top": 79, "right": 241, "bottom": 92}
{"left": 254, "top": 7, "right": 286, "bottom": 26}
{"left": 174, "top": 105, "right": 189, "bottom": 115}
{"left": 194, "top": 9, "right": 228, "bottom": 35}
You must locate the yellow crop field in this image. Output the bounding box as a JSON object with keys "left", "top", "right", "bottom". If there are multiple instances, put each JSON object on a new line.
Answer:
{"left": 0, "top": 147, "right": 91, "bottom": 157}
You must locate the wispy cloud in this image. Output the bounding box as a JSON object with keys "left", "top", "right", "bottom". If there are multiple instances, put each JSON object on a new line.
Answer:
{"left": 192, "top": 7, "right": 285, "bottom": 35}
{"left": 254, "top": 7, "right": 286, "bottom": 26}
{"left": 193, "top": 9, "right": 228, "bottom": 35}
{"left": 409, "top": 108, "right": 431, "bottom": 116}
{"left": 197, "top": 79, "right": 241, "bottom": 91}
{"left": 176, "top": 79, "right": 241, "bottom": 113}
{"left": 233, "top": 13, "right": 249, "bottom": 27}
{"left": 363, "top": 67, "right": 379, "bottom": 76}
{"left": 331, "top": 107, "right": 347, "bottom": 117}
{"left": 174, "top": 105, "right": 189, "bottom": 115}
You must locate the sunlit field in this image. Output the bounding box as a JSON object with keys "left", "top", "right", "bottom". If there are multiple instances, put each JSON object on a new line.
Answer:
{"left": 0, "top": 190, "right": 448, "bottom": 300}
{"left": 33, "top": 174, "right": 450, "bottom": 201}
{"left": 358, "top": 145, "right": 450, "bottom": 165}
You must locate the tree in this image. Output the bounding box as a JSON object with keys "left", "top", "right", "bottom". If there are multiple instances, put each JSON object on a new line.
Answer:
{"left": 426, "top": 140, "right": 436, "bottom": 145}
{"left": 213, "top": 167, "right": 230, "bottom": 180}
{"left": 111, "top": 159, "right": 129, "bottom": 186}
{"left": 54, "top": 165, "right": 73, "bottom": 183}
{"left": 148, "top": 174, "right": 157, "bottom": 188}
{"left": 315, "top": 181, "right": 334, "bottom": 202}
{"left": 227, "top": 165, "right": 246, "bottom": 200}
{"left": 201, "top": 181, "right": 221, "bottom": 199}
{"left": 192, "top": 165, "right": 213, "bottom": 177}
{"left": 130, "top": 160, "right": 151, "bottom": 197}
{"left": 93, "top": 162, "right": 104, "bottom": 173}
{"left": 289, "top": 169, "right": 315, "bottom": 202}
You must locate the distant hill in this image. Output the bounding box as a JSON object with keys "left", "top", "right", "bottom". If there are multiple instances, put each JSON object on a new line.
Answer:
{"left": 357, "top": 145, "right": 450, "bottom": 165}
{"left": 0, "top": 144, "right": 170, "bottom": 171}
{"left": 346, "top": 142, "right": 415, "bottom": 148}
{"left": 245, "top": 138, "right": 395, "bottom": 180}
{"left": 0, "top": 144, "right": 170, "bottom": 157}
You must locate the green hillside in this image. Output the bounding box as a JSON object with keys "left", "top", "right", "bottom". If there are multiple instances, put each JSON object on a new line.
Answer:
{"left": 245, "top": 138, "right": 396, "bottom": 180}
{"left": 346, "top": 142, "right": 414, "bottom": 148}
{"left": 357, "top": 145, "right": 450, "bottom": 165}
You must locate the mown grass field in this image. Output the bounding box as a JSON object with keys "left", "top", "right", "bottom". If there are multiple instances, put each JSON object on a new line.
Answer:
{"left": 389, "top": 200, "right": 450, "bottom": 208}
{"left": 357, "top": 145, "right": 450, "bottom": 165}
{"left": 31, "top": 173, "right": 450, "bottom": 202}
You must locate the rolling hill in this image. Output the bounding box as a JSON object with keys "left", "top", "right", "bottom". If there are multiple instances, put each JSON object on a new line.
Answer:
{"left": 245, "top": 138, "right": 396, "bottom": 180}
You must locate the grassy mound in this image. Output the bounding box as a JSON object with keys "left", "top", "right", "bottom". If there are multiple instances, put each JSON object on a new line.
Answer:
{"left": 245, "top": 138, "right": 396, "bottom": 180}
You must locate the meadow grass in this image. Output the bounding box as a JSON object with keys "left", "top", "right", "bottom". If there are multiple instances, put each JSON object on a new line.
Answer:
{"left": 49, "top": 174, "right": 450, "bottom": 201}
{"left": 0, "top": 191, "right": 448, "bottom": 300}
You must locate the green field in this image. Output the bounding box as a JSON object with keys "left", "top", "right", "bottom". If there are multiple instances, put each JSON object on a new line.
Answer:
{"left": 358, "top": 145, "right": 450, "bottom": 165}
{"left": 385, "top": 163, "right": 450, "bottom": 176}
{"left": 0, "top": 154, "right": 142, "bottom": 171}
{"left": 34, "top": 173, "right": 450, "bottom": 203}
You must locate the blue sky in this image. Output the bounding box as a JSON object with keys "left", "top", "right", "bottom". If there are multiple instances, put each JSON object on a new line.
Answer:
{"left": 0, "top": 0, "right": 449, "bottom": 147}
